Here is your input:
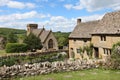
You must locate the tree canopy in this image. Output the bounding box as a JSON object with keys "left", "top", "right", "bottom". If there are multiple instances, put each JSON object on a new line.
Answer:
{"left": 7, "top": 32, "right": 18, "bottom": 43}
{"left": 23, "top": 33, "right": 43, "bottom": 51}
{"left": 111, "top": 42, "right": 120, "bottom": 69}
{"left": 54, "top": 31, "right": 70, "bottom": 49}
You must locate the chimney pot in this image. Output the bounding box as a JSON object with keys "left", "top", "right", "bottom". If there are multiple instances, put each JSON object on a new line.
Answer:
{"left": 77, "top": 19, "right": 81, "bottom": 25}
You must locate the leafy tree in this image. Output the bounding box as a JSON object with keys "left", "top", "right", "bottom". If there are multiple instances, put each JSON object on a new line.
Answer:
{"left": 23, "top": 33, "right": 42, "bottom": 51}
{"left": 7, "top": 32, "right": 18, "bottom": 43}
{"left": 111, "top": 42, "right": 120, "bottom": 69}
{"left": 54, "top": 31, "right": 70, "bottom": 49}
{"left": 0, "top": 36, "right": 7, "bottom": 49}
{"left": 58, "top": 37, "right": 66, "bottom": 49}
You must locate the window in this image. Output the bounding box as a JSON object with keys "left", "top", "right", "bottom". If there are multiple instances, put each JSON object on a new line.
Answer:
{"left": 101, "top": 36, "right": 106, "bottom": 41}
{"left": 103, "top": 48, "right": 106, "bottom": 54}
{"left": 103, "top": 48, "right": 111, "bottom": 55}
{"left": 84, "top": 40, "right": 87, "bottom": 43}
{"left": 109, "top": 49, "right": 111, "bottom": 55}
{"left": 76, "top": 49, "right": 80, "bottom": 53}
{"left": 74, "top": 39, "right": 76, "bottom": 42}
{"left": 48, "top": 39, "right": 53, "bottom": 49}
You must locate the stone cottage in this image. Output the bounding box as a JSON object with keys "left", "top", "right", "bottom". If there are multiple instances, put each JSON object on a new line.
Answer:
{"left": 27, "top": 24, "right": 58, "bottom": 51}
{"left": 69, "top": 10, "right": 120, "bottom": 59}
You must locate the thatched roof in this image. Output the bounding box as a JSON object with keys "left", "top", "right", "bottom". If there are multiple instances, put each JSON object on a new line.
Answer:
{"left": 32, "top": 28, "right": 51, "bottom": 43}
{"left": 92, "top": 11, "right": 120, "bottom": 34}
{"left": 69, "top": 21, "right": 99, "bottom": 38}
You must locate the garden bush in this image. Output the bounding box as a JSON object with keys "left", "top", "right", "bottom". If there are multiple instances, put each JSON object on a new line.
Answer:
{"left": 111, "top": 42, "right": 120, "bottom": 69}
{"left": 5, "top": 43, "right": 28, "bottom": 53}
{"left": 0, "top": 52, "right": 67, "bottom": 67}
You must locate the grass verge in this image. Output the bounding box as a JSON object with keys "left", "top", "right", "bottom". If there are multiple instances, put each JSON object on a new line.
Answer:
{"left": 14, "top": 69, "right": 120, "bottom": 80}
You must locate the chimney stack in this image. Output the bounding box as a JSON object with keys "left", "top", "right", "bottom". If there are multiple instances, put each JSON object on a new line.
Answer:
{"left": 77, "top": 19, "right": 81, "bottom": 25}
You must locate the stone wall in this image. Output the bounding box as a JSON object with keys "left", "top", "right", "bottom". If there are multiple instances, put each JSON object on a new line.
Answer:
{"left": 0, "top": 50, "right": 69, "bottom": 67}
{"left": 0, "top": 59, "right": 103, "bottom": 79}
{"left": 92, "top": 35, "right": 120, "bottom": 58}
{"left": 69, "top": 39, "right": 91, "bottom": 59}
{"left": 43, "top": 32, "right": 58, "bottom": 50}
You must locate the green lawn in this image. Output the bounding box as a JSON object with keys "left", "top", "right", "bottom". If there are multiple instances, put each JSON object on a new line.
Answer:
{"left": 14, "top": 69, "right": 120, "bottom": 80}
{"left": 0, "top": 50, "right": 6, "bottom": 55}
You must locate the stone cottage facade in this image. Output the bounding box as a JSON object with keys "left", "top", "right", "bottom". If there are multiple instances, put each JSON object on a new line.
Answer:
{"left": 69, "top": 11, "right": 120, "bottom": 59}
{"left": 27, "top": 24, "right": 58, "bottom": 51}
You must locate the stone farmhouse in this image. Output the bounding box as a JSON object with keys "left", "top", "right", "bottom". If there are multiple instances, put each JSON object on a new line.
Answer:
{"left": 69, "top": 11, "right": 120, "bottom": 59}
{"left": 27, "top": 24, "right": 58, "bottom": 51}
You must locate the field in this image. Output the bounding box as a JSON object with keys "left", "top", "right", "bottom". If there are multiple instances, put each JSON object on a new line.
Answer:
{"left": 15, "top": 69, "right": 120, "bottom": 80}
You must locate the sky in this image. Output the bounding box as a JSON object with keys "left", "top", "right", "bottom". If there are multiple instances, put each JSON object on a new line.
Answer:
{"left": 0, "top": 0, "right": 120, "bottom": 32}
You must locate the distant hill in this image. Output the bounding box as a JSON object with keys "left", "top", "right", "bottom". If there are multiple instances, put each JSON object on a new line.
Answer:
{"left": 0, "top": 28, "right": 70, "bottom": 48}
{"left": 0, "top": 28, "right": 26, "bottom": 37}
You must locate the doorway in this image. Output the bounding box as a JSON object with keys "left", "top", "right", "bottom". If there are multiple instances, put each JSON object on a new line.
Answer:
{"left": 48, "top": 39, "right": 53, "bottom": 49}
{"left": 94, "top": 47, "right": 99, "bottom": 58}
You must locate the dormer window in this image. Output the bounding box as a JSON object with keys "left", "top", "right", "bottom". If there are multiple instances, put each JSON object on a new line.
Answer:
{"left": 101, "top": 36, "right": 106, "bottom": 41}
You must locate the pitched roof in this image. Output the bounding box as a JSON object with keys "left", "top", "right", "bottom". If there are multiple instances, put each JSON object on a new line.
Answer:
{"left": 39, "top": 30, "right": 51, "bottom": 43}
{"left": 69, "top": 21, "right": 99, "bottom": 38}
{"left": 92, "top": 11, "right": 120, "bottom": 34}
{"left": 32, "top": 28, "right": 51, "bottom": 43}
{"left": 32, "top": 28, "right": 44, "bottom": 37}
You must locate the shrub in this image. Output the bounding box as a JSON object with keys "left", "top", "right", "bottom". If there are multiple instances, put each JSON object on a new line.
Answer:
{"left": 111, "top": 42, "right": 120, "bottom": 69}
{"left": 23, "top": 33, "right": 42, "bottom": 51}
{"left": 79, "top": 43, "right": 93, "bottom": 58}
{"left": 7, "top": 32, "right": 18, "bottom": 43}
{"left": 5, "top": 43, "right": 28, "bottom": 53}
{"left": 0, "top": 57, "right": 16, "bottom": 66}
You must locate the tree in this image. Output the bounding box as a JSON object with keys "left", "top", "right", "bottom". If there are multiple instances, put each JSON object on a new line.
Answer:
{"left": 23, "top": 33, "right": 42, "bottom": 51}
{"left": 7, "top": 32, "right": 18, "bottom": 43}
{"left": 58, "top": 37, "right": 66, "bottom": 49}
{"left": 0, "top": 36, "right": 7, "bottom": 49}
{"left": 111, "top": 42, "right": 120, "bottom": 69}
{"left": 54, "top": 31, "right": 70, "bottom": 49}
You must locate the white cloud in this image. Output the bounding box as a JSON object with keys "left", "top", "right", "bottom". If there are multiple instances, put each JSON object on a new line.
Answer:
{"left": 64, "top": 0, "right": 120, "bottom": 12}
{"left": 35, "top": 0, "right": 48, "bottom": 2}
{"left": 7, "top": 1, "right": 36, "bottom": 9}
{"left": 80, "top": 14, "right": 104, "bottom": 22}
{"left": 0, "top": 11, "right": 49, "bottom": 23}
{"left": 41, "top": 14, "right": 104, "bottom": 32}
{"left": 64, "top": 4, "right": 73, "bottom": 10}
{"left": 7, "top": 1, "right": 25, "bottom": 9}
{"left": 0, "top": 0, "right": 10, "bottom": 6}
{"left": 0, "top": 0, "right": 36, "bottom": 9}
{"left": 0, "top": 10, "right": 104, "bottom": 32}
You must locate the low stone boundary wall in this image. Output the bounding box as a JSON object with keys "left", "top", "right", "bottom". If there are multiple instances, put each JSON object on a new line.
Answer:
{"left": 0, "top": 49, "right": 68, "bottom": 58}
{"left": 0, "top": 50, "right": 68, "bottom": 67}
{"left": 0, "top": 59, "right": 102, "bottom": 79}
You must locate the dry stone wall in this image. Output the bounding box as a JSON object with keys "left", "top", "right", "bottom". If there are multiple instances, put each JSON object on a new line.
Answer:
{"left": 0, "top": 59, "right": 103, "bottom": 79}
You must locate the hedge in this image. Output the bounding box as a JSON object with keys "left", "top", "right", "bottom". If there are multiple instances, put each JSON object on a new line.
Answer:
{"left": 5, "top": 43, "right": 28, "bottom": 53}
{"left": 0, "top": 52, "right": 67, "bottom": 67}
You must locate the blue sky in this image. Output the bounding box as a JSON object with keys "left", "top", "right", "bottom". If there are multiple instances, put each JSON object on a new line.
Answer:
{"left": 0, "top": 0, "right": 120, "bottom": 32}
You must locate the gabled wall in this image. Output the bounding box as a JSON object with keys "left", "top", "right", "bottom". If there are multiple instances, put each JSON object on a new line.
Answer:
{"left": 43, "top": 32, "right": 58, "bottom": 50}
